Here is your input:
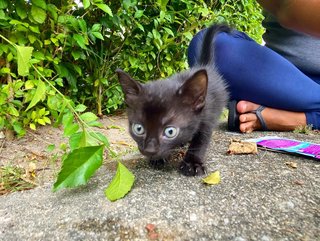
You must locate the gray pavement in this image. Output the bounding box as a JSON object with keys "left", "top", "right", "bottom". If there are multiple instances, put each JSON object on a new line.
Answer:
{"left": 1, "top": 126, "right": 319, "bottom": 241}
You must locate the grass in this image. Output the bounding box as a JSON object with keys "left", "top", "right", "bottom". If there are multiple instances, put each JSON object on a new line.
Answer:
{"left": 0, "top": 165, "right": 37, "bottom": 195}
{"left": 293, "top": 125, "right": 314, "bottom": 134}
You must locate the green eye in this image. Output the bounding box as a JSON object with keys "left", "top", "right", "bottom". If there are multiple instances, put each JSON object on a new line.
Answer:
{"left": 132, "top": 123, "right": 145, "bottom": 136}
{"left": 164, "top": 126, "right": 178, "bottom": 139}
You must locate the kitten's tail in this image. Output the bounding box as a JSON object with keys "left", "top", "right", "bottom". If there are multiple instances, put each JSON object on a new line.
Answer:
{"left": 198, "top": 24, "right": 232, "bottom": 66}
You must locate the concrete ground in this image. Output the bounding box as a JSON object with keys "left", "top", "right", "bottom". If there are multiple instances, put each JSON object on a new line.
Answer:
{"left": 0, "top": 123, "right": 319, "bottom": 241}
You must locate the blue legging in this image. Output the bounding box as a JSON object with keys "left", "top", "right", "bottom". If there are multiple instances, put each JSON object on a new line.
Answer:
{"left": 188, "top": 29, "right": 320, "bottom": 129}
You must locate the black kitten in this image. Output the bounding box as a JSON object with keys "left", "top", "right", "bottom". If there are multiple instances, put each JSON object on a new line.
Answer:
{"left": 116, "top": 24, "right": 230, "bottom": 176}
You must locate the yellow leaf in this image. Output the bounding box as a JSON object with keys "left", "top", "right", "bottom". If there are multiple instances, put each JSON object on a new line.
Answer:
{"left": 203, "top": 170, "right": 220, "bottom": 185}
{"left": 29, "top": 123, "right": 36, "bottom": 130}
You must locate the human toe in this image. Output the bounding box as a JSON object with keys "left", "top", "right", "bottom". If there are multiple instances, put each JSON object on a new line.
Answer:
{"left": 237, "top": 100, "right": 260, "bottom": 114}
{"left": 239, "top": 113, "right": 257, "bottom": 123}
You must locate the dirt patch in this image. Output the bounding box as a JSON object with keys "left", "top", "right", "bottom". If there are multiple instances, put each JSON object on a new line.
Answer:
{"left": 0, "top": 112, "right": 137, "bottom": 193}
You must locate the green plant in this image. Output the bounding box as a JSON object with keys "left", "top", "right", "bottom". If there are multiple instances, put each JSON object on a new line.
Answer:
{"left": 293, "top": 125, "right": 314, "bottom": 134}
{"left": 0, "top": 165, "right": 37, "bottom": 194}
{"left": 215, "top": 0, "right": 264, "bottom": 43}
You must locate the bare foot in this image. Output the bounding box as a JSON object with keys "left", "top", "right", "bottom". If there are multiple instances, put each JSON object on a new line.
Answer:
{"left": 237, "top": 100, "right": 307, "bottom": 133}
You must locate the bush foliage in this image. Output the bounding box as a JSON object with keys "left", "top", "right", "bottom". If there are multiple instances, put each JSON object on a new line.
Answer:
{"left": 0, "top": 0, "right": 263, "bottom": 137}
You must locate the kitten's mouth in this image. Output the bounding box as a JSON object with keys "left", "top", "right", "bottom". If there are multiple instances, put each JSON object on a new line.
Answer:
{"left": 139, "top": 148, "right": 169, "bottom": 160}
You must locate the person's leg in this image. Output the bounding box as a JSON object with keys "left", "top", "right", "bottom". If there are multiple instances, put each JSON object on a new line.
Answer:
{"left": 188, "top": 28, "right": 320, "bottom": 131}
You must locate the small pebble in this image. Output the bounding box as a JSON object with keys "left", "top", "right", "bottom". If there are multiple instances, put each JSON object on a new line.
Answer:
{"left": 190, "top": 213, "right": 198, "bottom": 221}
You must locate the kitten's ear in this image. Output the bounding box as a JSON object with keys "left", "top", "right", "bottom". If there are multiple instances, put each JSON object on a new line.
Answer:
{"left": 116, "top": 69, "right": 142, "bottom": 104}
{"left": 178, "top": 69, "right": 208, "bottom": 111}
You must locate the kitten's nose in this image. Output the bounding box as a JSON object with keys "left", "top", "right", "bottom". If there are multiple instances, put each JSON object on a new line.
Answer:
{"left": 142, "top": 138, "right": 159, "bottom": 156}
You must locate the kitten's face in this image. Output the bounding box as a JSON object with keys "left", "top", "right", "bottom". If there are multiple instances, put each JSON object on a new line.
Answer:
{"left": 126, "top": 98, "right": 200, "bottom": 159}
{"left": 116, "top": 69, "right": 208, "bottom": 159}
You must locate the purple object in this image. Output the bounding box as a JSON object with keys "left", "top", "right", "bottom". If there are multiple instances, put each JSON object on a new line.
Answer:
{"left": 300, "top": 145, "right": 320, "bottom": 156}
{"left": 247, "top": 136, "right": 320, "bottom": 160}
{"left": 257, "top": 139, "right": 301, "bottom": 149}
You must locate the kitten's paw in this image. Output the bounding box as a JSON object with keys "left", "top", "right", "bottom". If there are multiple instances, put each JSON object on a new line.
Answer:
{"left": 149, "top": 158, "right": 166, "bottom": 169}
{"left": 179, "top": 160, "right": 206, "bottom": 176}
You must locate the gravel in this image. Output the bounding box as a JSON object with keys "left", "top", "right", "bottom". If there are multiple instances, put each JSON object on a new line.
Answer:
{"left": 1, "top": 126, "right": 319, "bottom": 240}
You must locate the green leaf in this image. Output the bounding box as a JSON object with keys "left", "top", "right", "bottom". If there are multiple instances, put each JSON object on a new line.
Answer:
{"left": 29, "top": 25, "right": 40, "bottom": 33}
{"left": 38, "top": 107, "right": 46, "bottom": 116}
{"left": 136, "top": 22, "right": 144, "bottom": 32}
{"left": 134, "top": 10, "right": 144, "bottom": 19}
{"left": 0, "top": 67, "right": 10, "bottom": 74}
{"left": 95, "top": 4, "right": 113, "bottom": 17}
{"left": 8, "top": 105, "right": 19, "bottom": 117}
{"left": 152, "top": 29, "right": 161, "bottom": 40}
{"left": 83, "top": 0, "right": 90, "bottom": 9}
{"left": 37, "top": 119, "right": 46, "bottom": 125}
{"left": 71, "top": 50, "right": 81, "bottom": 60}
{"left": 69, "top": 131, "right": 89, "bottom": 151}
{"left": 157, "top": 0, "right": 169, "bottom": 10}
{"left": 43, "top": 116, "right": 51, "bottom": 124}
{"left": 92, "top": 32, "right": 104, "bottom": 40}
{"left": 31, "top": 5, "right": 47, "bottom": 24}
{"left": 16, "top": 0, "right": 27, "bottom": 19}
{"left": 91, "top": 23, "right": 101, "bottom": 32}
{"left": 78, "top": 19, "right": 87, "bottom": 33}
{"left": 53, "top": 145, "right": 104, "bottom": 192}
{"left": 86, "top": 120, "right": 103, "bottom": 128}
{"left": 74, "top": 104, "right": 87, "bottom": 112}
{"left": 0, "top": 9, "right": 6, "bottom": 20}
{"left": 69, "top": 131, "right": 108, "bottom": 151}
{"left": 163, "top": 27, "right": 174, "bottom": 36}
{"left": 13, "top": 121, "right": 26, "bottom": 137}
{"left": 26, "top": 80, "right": 46, "bottom": 111}
{"left": 0, "top": 0, "right": 8, "bottom": 9}
{"left": 53, "top": 100, "right": 68, "bottom": 127}
{"left": 183, "top": 31, "right": 193, "bottom": 41}
{"left": 16, "top": 45, "right": 33, "bottom": 76}
{"left": 64, "top": 122, "right": 79, "bottom": 137}
{"left": 92, "top": 132, "right": 109, "bottom": 147}
{"left": 123, "top": 0, "right": 131, "bottom": 10}
{"left": 47, "top": 4, "right": 58, "bottom": 21}
{"left": 73, "top": 34, "right": 87, "bottom": 49}
{"left": 47, "top": 144, "right": 55, "bottom": 152}
{"left": 80, "top": 112, "right": 98, "bottom": 123}
{"left": 28, "top": 35, "right": 37, "bottom": 44}
{"left": 105, "top": 162, "right": 135, "bottom": 201}
{"left": 31, "top": 0, "right": 47, "bottom": 9}
{"left": 7, "top": 52, "right": 13, "bottom": 62}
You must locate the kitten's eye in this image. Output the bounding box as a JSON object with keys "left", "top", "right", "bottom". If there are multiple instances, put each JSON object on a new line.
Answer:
{"left": 132, "top": 123, "right": 145, "bottom": 136}
{"left": 164, "top": 126, "right": 178, "bottom": 139}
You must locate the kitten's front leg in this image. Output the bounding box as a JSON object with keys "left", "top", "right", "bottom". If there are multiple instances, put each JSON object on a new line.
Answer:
{"left": 149, "top": 158, "right": 166, "bottom": 169}
{"left": 179, "top": 127, "right": 212, "bottom": 176}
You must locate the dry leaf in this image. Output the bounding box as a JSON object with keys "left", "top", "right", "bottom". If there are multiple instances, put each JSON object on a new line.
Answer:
{"left": 227, "top": 139, "right": 258, "bottom": 155}
{"left": 145, "top": 223, "right": 159, "bottom": 240}
{"left": 203, "top": 171, "right": 220, "bottom": 185}
{"left": 145, "top": 223, "right": 156, "bottom": 232}
{"left": 285, "top": 161, "right": 298, "bottom": 169}
{"left": 111, "top": 141, "right": 132, "bottom": 147}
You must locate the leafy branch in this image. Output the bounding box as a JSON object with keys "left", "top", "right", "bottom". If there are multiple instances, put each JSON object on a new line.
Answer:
{"left": 0, "top": 33, "right": 134, "bottom": 201}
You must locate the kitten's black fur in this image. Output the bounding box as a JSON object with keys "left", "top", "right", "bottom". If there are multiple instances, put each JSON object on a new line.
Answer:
{"left": 116, "top": 24, "right": 230, "bottom": 176}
